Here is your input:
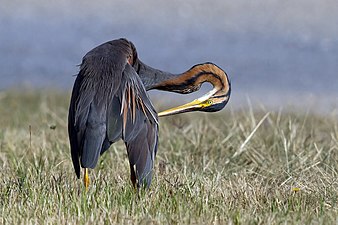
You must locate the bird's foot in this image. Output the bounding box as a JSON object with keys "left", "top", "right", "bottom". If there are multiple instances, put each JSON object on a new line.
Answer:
{"left": 83, "top": 168, "right": 90, "bottom": 191}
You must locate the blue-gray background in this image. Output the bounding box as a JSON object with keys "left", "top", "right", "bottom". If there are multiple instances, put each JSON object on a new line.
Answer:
{"left": 1, "top": 0, "right": 337, "bottom": 110}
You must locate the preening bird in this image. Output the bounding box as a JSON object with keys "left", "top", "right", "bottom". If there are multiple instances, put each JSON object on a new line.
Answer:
{"left": 68, "top": 38, "right": 231, "bottom": 189}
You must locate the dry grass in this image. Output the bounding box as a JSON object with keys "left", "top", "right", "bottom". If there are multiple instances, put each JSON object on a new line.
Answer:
{"left": 0, "top": 90, "right": 337, "bottom": 224}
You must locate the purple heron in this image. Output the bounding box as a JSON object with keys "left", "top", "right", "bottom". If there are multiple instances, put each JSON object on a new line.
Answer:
{"left": 68, "top": 38, "right": 231, "bottom": 189}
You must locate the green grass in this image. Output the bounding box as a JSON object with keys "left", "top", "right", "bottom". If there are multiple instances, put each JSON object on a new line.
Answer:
{"left": 0, "top": 90, "right": 337, "bottom": 224}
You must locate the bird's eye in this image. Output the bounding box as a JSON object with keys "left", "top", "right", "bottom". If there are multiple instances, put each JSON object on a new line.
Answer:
{"left": 207, "top": 100, "right": 213, "bottom": 105}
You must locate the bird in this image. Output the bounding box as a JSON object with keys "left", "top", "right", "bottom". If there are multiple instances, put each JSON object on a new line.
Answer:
{"left": 68, "top": 38, "right": 231, "bottom": 190}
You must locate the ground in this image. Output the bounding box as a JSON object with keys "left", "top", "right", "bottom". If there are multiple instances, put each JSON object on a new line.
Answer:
{"left": 0, "top": 90, "right": 337, "bottom": 224}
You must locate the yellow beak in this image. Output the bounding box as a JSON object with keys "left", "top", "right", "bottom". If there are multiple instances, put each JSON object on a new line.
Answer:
{"left": 158, "top": 99, "right": 204, "bottom": 117}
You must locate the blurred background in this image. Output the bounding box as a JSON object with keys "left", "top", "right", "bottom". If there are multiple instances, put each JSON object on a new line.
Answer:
{"left": 1, "top": 0, "right": 337, "bottom": 111}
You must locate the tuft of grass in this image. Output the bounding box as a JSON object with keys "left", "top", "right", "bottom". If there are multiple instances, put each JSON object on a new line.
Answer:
{"left": 0, "top": 90, "right": 337, "bottom": 224}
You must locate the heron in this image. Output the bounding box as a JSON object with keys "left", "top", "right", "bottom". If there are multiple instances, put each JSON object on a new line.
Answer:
{"left": 68, "top": 38, "right": 231, "bottom": 189}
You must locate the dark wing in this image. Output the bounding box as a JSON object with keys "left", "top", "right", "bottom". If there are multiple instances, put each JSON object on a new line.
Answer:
{"left": 101, "top": 95, "right": 122, "bottom": 155}
{"left": 68, "top": 42, "right": 126, "bottom": 178}
{"left": 117, "top": 64, "right": 158, "bottom": 188}
{"left": 68, "top": 66, "right": 110, "bottom": 177}
{"left": 68, "top": 73, "right": 84, "bottom": 178}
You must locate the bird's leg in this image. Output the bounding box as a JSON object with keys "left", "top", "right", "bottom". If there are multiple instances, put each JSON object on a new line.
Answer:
{"left": 83, "top": 168, "right": 90, "bottom": 190}
{"left": 130, "top": 165, "right": 140, "bottom": 198}
{"left": 130, "top": 165, "right": 137, "bottom": 188}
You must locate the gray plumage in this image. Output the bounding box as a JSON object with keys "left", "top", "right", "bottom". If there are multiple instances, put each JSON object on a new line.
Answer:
{"left": 68, "top": 38, "right": 158, "bottom": 188}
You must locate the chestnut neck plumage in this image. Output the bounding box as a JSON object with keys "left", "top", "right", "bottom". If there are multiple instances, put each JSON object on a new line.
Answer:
{"left": 135, "top": 61, "right": 230, "bottom": 97}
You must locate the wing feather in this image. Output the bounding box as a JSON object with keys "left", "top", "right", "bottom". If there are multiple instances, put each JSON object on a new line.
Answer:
{"left": 68, "top": 40, "right": 128, "bottom": 177}
{"left": 120, "top": 64, "right": 158, "bottom": 188}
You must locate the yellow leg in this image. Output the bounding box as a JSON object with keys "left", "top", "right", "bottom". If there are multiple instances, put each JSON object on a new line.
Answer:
{"left": 83, "top": 168, "right": 90, "bottom": 190}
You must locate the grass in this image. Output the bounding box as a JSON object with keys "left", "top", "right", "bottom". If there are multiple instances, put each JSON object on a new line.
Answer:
{"left": 0, "top": 90, "right": 337, "bottom": 224}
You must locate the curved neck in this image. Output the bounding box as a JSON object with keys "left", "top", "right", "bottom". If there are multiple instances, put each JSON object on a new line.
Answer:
{"left": 141, "top": 62, "right": 230, "bottom": 96}
{"left": 135, "top": 60, "right": 177, "bottom": 91}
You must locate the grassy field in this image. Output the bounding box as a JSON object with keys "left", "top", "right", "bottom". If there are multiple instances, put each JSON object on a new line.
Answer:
{"left": 0, "top": 90, "right": 337, "bottom": 224}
